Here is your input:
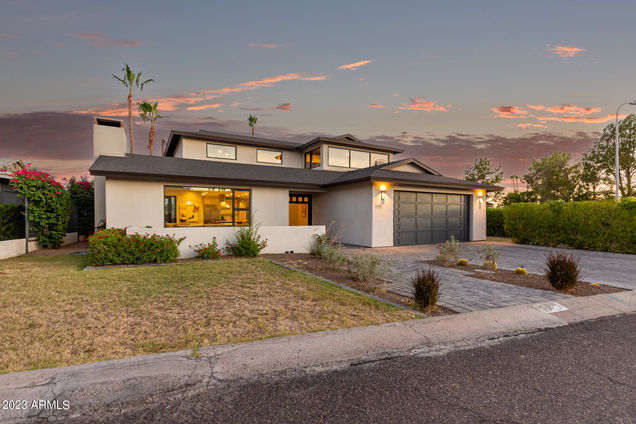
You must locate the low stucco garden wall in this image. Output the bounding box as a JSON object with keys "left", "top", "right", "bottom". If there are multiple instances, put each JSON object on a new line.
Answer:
{"left": 0, "top": 232, "right": 79, "bottom": 260}
{"left": 135, "top": 225, "right": 325, "bottom": 258}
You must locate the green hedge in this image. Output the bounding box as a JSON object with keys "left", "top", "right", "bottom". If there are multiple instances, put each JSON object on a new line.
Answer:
{"left": 0, "top": 204, "right": 25, "bottom": 241}
{"left": 502, "top": 199, "right": 636, "bottom": 254}
{"left": 88, "top": 228, "right": 185, "bottom": 266}
{"left": 486, "top": 208, "right": 507, "bottom": 237}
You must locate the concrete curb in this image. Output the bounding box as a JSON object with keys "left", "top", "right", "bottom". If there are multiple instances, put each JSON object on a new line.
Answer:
{"left": 0, "top": 290, "right": 633, "bottom": 423}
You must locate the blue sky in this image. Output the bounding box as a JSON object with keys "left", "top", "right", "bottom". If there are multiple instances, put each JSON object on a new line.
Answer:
{"left": 1, "top": 0, "right": 636, "bottom": 186}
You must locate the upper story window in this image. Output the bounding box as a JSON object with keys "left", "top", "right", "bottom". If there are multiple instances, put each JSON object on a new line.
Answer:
{"left": 328, "top": 147, "right": 387, "bottom": 169}
{"left": 371, "top": 152, "right": 390, "bottom": 166}
{"left": 257, "top": 149, "right": 282, "bottom": 164}
{"left": 206, "top": 143, "right": 236, "bottom": 160}
{"left": 304, "top": 147, "right": 321, "bottom": 169}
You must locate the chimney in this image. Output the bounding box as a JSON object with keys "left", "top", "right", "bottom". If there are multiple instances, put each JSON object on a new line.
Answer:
{"left": 93, "top": 117, "right": 127, "bottom": 159}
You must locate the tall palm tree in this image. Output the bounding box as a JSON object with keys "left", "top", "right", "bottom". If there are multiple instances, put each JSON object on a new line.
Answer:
{"left": 248, "top": 115, "right": 258, "bottom": 136}
{"left": 112, "top": 64, "right": 154, "bottom": 154}
{"left": 137, "top": 101, "right": 163, "bottom": 155}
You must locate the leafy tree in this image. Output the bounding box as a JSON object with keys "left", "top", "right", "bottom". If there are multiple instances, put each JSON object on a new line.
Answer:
{"left": 523, "top": 152, "right": 580, "bottom": 202}
{"left": 464, "top": 157, "right": 504, "bottom": 206}
{"left": 248, "top": 115, "right": 258, "bottom": 136}
{"left": 112, "top": 64, "right": 154, "bottom": 154}
{"left": 575, "top": 149, "right": 612, "bottom": 200}
{"left": 138, "top": 101, "right": 163, "bottom": 155}
{"left": 67, "top": 177, "right": 94, "bottom": 236}
{"left": 587, "top": 114, "right": 636, "bottom": 198}
{"left": 503, "top": 190, "right": 539, "bottom": 206}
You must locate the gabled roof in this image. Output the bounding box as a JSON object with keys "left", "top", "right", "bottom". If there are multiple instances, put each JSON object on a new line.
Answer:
{"left": 90, "top": 155, "right": 502, "bottom": 191}
{"left": 380, "top": 158, "right": 441, "bottom": 175}
{"left": 297, "top": 134, "right": 404, "bottom": 154}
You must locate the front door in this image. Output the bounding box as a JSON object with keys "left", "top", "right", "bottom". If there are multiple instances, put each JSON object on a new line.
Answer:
{"left": 289, "top": 194, "right": 312, "bottom": 226}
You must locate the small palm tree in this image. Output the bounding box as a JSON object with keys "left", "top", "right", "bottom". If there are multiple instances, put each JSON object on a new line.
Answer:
{"left": 112, "top": 64, "right": 154, "bottom": 154}
{"left": 248, "top": 115, "right": 258, "bottom": 136}
{"left": 137, "top": 101, "right": 163, "bottom": 155}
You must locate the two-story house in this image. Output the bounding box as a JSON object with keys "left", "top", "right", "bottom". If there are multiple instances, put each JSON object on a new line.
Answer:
{"left": 89, "top": 117, "right": 500, "bottom": 256}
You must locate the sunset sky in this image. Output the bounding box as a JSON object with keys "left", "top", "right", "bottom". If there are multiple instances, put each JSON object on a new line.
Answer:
{"left": 2, "top": 0, "right": 636, "bottom": 189}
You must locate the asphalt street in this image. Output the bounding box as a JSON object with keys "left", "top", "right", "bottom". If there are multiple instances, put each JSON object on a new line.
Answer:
{"left": 67, "top": 314, "right": 635, "bottom": 424}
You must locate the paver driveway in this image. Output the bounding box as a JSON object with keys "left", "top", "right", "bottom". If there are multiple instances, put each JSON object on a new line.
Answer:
{"left": 345, "top": 242, "right": 634, "bottom": 313}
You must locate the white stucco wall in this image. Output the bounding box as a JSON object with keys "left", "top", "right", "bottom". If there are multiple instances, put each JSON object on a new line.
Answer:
{"left": 370, "top": 183, "right": 486, "bottom": 247}
{"left": 93, "top": 120, "right": 127, "bottom": 228}
{"left": 313, "top": 183, "right": 372, "bottom": 247}
{"left": 104, "top": 179, "right": 292, "bottom": 229}
{"left": 178, "top": 138, "right": 304, "bottom": 168}
{"left": 134, "top": 225, "right": 324, "bottom": 257}
{"left": 0, "top": 232, "right": 78, "bottom": 260}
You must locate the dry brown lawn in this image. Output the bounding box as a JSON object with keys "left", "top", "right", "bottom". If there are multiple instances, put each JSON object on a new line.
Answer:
{"left": 0, "top": 255, "right": 417, "bottom": 373}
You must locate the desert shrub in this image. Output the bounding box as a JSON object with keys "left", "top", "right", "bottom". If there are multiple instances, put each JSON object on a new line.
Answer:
{"left": 515, "top": 267, "right": 528, "bottom": 275}
{"left": 225, "top": 223, "right": 267, "bottom": 257}
{"left": 7, "top": 165, "right": 71, "bottom": 248}
{"left": 88, "top": 229, "right": 184, "bottom": 266}
{"left": 0, "top": 204, "right": 25, "bottom": 240}
{"left": 481, "top": 244, "right": 499, "bottom": 263}
{"left": 482, "top": 261, "right": 497, "bottom": 271}
{"left": 457, "top": 258, "right": 469, "bottom": 266}
{"left": 348, "top": 252, "right": 391, "bottom": 282}
{"left": 435, "top": 253, "right": 447, "bottom": 264}
{"left": 190, "top": 237, "right": 221, "bottom": 259}
{"left": 486, "top": 208, "right": 507, "bottom": 237}
{"left": 321, "top": 244, "right": 348, "bottom": 267}
{"left": 67, "top": 177, "right": 94, "bottom": 236}
{"left": 411, "top": 268, "right": 440, "bottom": 309}
{"left": 545, "top": 251, "right": 580, "bottom": 291}
{"left": 310, "top": 233, "right": 332, "bottom": 257}
{"left": 437, "top": 235, "right": 460, "bottom": 263}
{"left": 503, "top": 200, "right": 635, "bottom": 254}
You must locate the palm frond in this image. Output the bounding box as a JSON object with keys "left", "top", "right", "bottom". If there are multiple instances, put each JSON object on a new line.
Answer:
{"left": 139, "top": 78, "right": 154, "bottom": 91}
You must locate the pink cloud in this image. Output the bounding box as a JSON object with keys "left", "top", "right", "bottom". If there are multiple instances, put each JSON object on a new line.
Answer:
{"left": 491, "top": 105, "right": 528, "bottom": 119}
{"left": 202, "top": 72, "right": 328, "bottom": 96}
{"left": 534, "top": 113, "right": 623, "bottom": 124}
{"left": 545, "top": 45, "right": 585, "bottom": 58}
{"left": 67, "top": 33, "right": 145, "bottom": 48}
{"left": 0, "top": 34, "right": 20, "bottom": 39}
{"left": 338, "top": 60, "right": 374, "bottom": 71}
{"left": 516, "top": 123, "right": 547, "bottom": 129}
{"left": 239, "top": 103, "right": 292, "bottom": 111}
{"left": 368, "top": 103, "right": 385, "bottom": 108}
{"left": 399, "top": 98, "right": 450, "bottom": 112}
{"left": 527, "top": 104, "right": 601, "bottom": 116}
{"left": 248, "top": 43, "right": 282, "bottom": 48}
{"left": 186, "top": 103, "right": 222, "bottom": 111}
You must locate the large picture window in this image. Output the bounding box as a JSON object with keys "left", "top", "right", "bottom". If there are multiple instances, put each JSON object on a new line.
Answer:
{"left": 164, "top": 186, "right": 250, "bottom": 227}
{"left": 206, "top": 143, "right": 237, "bottom": 160}
{"left": 257, "top": 149, "right": 282, "bottom": 164}
{"left": 328, "top": 147, "right": 350, "bottom": 168}
{"left": 371, "top": 152, "right": 390, "bottom": 166}
{"left": 328, "top": 147, "right": 384, "bottom": 169}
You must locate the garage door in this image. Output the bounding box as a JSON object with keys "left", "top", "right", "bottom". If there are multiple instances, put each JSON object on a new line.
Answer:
{"left": 393, "top": 191, "right": 470, "bottom": 245}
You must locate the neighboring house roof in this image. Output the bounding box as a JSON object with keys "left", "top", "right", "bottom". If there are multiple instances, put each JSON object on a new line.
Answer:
{"left": 381, "top": 158, "right": 442, "bottom": 176}
{"left": 90, "top": 154, "right": 502, "bottom": 191}
{"left": 0, "top": 158, "right": 24, "bottom": 180}
{"left": 163, "top": 130, "right": 404, "bottom": 157}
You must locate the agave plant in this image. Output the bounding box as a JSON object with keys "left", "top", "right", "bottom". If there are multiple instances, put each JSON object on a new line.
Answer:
{"left": 137, "top": 101, "right": 163, "bottom": 155}
{"left": 112, "top": 64, "right": 154, "bottom": 154}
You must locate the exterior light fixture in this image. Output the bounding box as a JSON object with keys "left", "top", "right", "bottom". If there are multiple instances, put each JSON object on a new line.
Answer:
{"left": 379, "top": 184, "right": 387, "bottom": 200}
{"left": 477, "top": 190, "right": 485, "bottom": 205}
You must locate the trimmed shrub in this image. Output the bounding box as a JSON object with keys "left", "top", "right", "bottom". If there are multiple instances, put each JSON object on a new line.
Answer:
{"left": 190, "top": 237, "right": 221, "bottom": 259}
{"left": 486, "top": 208, "right": 507, "bottom": 237}
{"left": 88, "top": 229, "right": 184, "bottom": 266}
{"left": 545, "top": 251, "right": 580, "bottom": 291}
{"left": 348, "top": 253, "right": 391, "bottom": 282}
{"left": 411, "top": 268, "right": 440, "bottom": 309}
{"left": 225, "top": 223, "right": 267, "bottom": 257}
{"left": 0, "top": 204, "right": 25, "bottom": 241}
{"left": 515, "top": 267, "right": 528, "bottom": 275}
{"left": 457, "top": 258, "right": 469, "bottom": 266}
{"left": 503, "top": 200, "right": 636, "bottom": 254}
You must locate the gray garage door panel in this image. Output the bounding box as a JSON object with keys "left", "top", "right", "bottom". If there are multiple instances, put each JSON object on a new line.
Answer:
{"left": 394, "top": 191, "right": 470, "bottom": 246}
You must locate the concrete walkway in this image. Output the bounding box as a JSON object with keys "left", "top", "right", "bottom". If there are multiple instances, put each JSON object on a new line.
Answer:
{"left": 1, "top": 291, "right": 633, "bottom": 423}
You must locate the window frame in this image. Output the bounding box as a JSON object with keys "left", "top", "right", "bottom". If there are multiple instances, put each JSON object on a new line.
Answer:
{"left": 370, "top": 152, "right": 390, "bottom": 166}
{"left": 256, "top": 148, "right": 283, "bottom": 165}
{"left": 163, "top": 186, "right": 251, "bottom": 228}
{"left": 304, "top": 147, "right": 321, "bottom": 169}
{"left": 327, "top": 146, "right": 351, "bottom": 168}
{"left": 206, "top": 142, "right": 237, "bottom": 160}
{"left": 328, "top": 146, "right": 383, "bottom": 169}
{"left": 350, "top": 150, "right": 371, "bottom": 169}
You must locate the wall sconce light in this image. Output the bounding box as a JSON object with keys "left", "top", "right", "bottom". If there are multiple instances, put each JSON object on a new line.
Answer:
{"left": 477, "top": 190, "right": 485, "bottom": 204}
{"left": 380, "top": 184, "right": 387, "bottom": 200}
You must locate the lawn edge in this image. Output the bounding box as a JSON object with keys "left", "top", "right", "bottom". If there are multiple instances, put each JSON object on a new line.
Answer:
{"left": 265, "top": 258, "right": 427, "bottom": 317}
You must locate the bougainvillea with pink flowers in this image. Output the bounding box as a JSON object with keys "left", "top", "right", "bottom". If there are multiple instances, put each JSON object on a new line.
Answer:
{"left": 5, "top": 164, "right": 71, "bottom": 248}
